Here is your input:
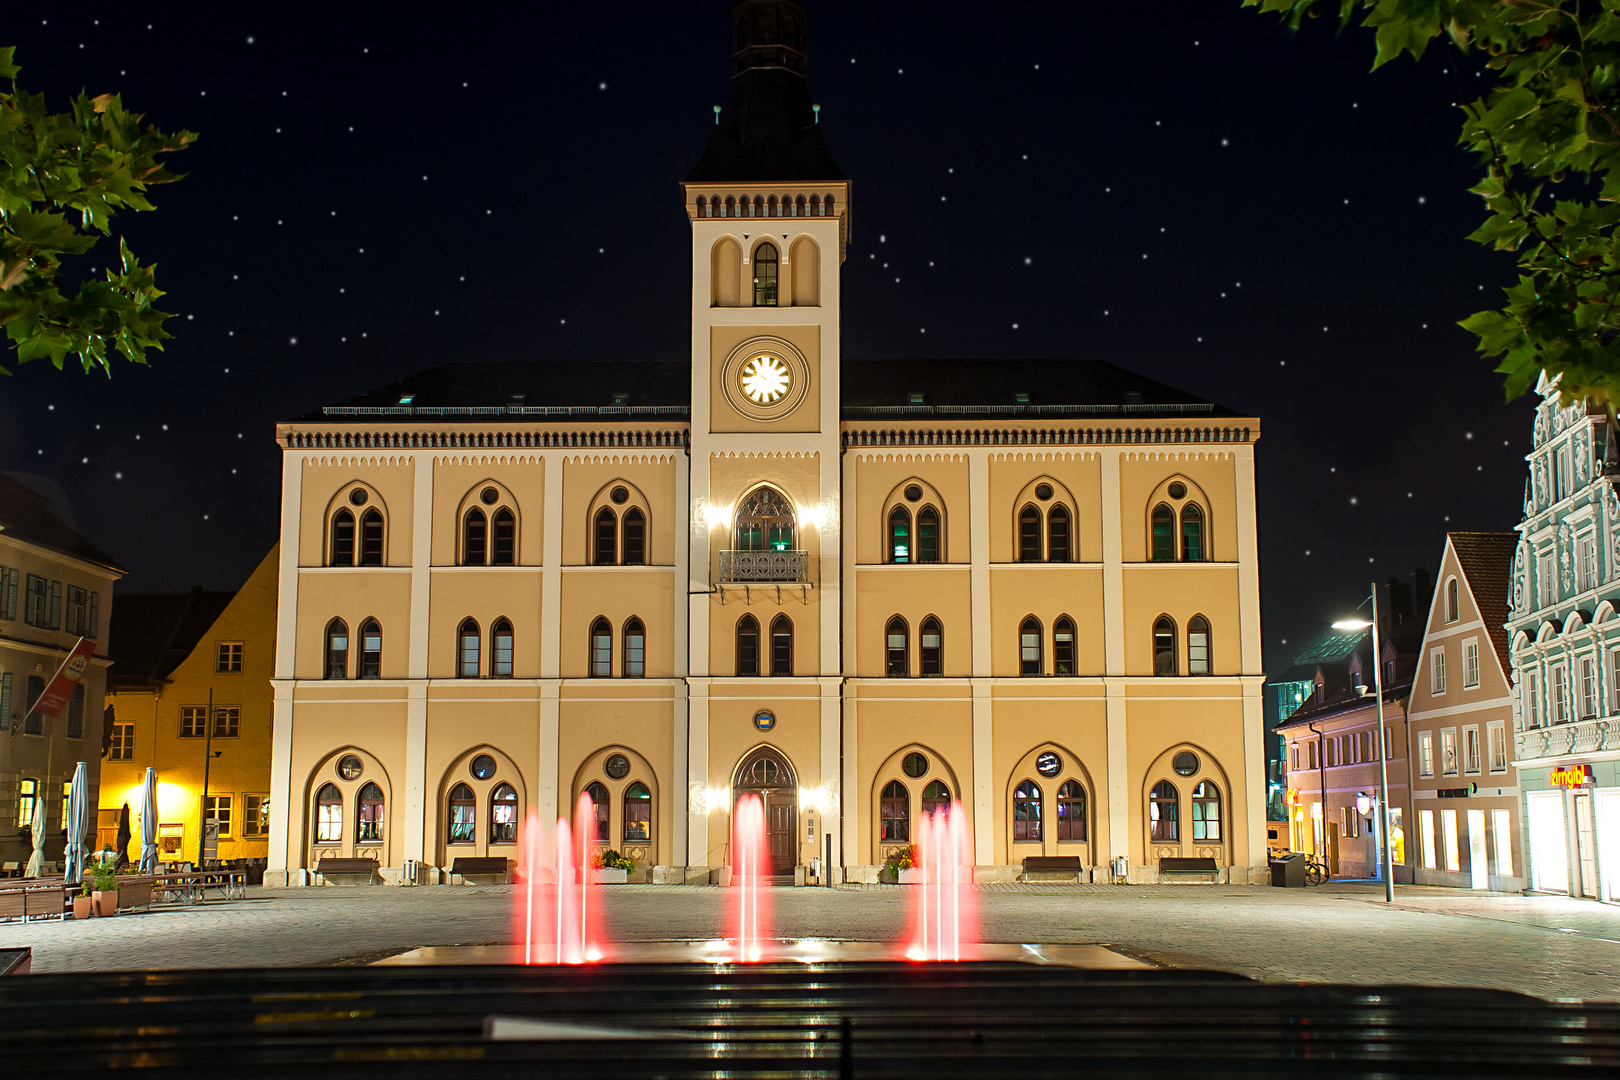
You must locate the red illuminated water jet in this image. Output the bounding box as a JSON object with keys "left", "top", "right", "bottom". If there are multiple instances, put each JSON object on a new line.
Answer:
{"left": 514, "top": 792, "right": 605, "bottom": 964}
{"left": 906, "top": 800, "right": 977, "bottom": 962}
{"left": 729, "top": 793, "right": 770, "bottom": 962}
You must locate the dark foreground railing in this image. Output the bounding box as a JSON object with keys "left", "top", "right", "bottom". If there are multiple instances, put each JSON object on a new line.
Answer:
{"left": 3, "top": 961, "right": 1617, "bottom": 1077}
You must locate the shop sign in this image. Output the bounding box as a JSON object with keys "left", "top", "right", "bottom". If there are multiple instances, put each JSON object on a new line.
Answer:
{"left": 1285, "top": 788, "right": 1299, "bottom": 807}
{"left": 1550, "top": 763, "right": 1593, "bottom": 789}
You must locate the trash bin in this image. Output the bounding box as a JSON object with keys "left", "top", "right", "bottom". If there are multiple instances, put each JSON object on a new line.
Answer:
{"left": 1270, "top": 853, "right": 1305, "bottom": 888}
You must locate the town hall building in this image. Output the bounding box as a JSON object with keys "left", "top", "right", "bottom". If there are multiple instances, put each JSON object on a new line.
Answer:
{"left": 263, "top": 0, "right": 1268, "bottom": 887}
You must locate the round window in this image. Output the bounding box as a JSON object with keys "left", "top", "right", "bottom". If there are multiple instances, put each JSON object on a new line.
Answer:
{"left": 904, "top": 484, "right": 923, "bottom": 503}
{"left": 753, "top": 708, "right": 776, "bottom": 732}
{"left": 470, "top": 754, "right": 498, "bottom": 780}
{"left": 337, "top": 755, "right": 364, "bottom": 781}
{"left": 750, "top": 758, "right": 779, "bottom": 785}
{"left": 1034, "top": 483, "right": 1053, "bottom": 501}
{"left": 480, "top": 486, "right": 499, "bottom": 505}
{"left": 610, "top": 486, "right": 630, "bottom": 505}
{"left": 1167, "top": 481, "right": 1187, "bottom": 500}
{"left": 1036, "top": 751, "right": 1062, "bottom": 777}
{"left": 605, "top": 753, "right": 630, "bottom": 780}
{"left": 902, "top": 752, "right": 929, "bottom": 778}
{"left": 348, "top": 488, "right": 368, "bottom": 506}
{"left": 1173, "top": 751, "right": 1199, "bottom": 777}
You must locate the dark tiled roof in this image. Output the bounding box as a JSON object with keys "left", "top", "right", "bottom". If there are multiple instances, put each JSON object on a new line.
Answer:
{"left": 107, "top": 587, "right": 234, "bottom": 689}
{"left": 305, "top": 361, "right": 692, "bottom": 421}
{"left": 687, "top": 67, "right": 845, "bottom": 184}
{"left": 1276, "top": 679, "right": 1413, "bottom": 731}
{"left": 0, "top": 472, "right": 124, "bottom": 572}
{"left": 840, "top": 359, "right": 1243, "bottom": 419}
{"left": 1449, "top": 530, "right": 1517, "bottom": 675}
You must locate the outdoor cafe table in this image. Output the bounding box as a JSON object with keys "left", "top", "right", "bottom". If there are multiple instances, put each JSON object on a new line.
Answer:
{"left": 151, "top": 870, "right": 246, "bottom": 906}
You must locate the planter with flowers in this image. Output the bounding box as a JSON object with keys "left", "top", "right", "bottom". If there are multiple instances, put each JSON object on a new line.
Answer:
{"left": 590, "top": 848, "right": 634, "bottom": 884}
{"left": 85, "top": 856, "right": 119, "bottom": 916}
{"left": 881, "top": 844, "right": 921, "bottom": 884}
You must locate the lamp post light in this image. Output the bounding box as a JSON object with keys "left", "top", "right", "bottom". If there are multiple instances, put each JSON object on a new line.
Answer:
{"left": 1333, "top": 584, "right": 1396, "bottom": 903}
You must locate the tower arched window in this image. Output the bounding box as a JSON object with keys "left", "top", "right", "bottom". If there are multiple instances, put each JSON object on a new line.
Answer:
{"left": 331, "top": 509, "right": 355, "bottom": 566}
{"left": 590, "top": 617, "right": 612, "bottom": 677}
{"left": 463, "top": 508, "right": 487, "bottom": 566}
{"left": 753, "top": 241, "right": 779, "bottom": 306}
{"left": 623, "top": 618, "right": 645, "bottom": 677}
{"left": 920, "top": 616, "right": 943, "bottom": 676}
{"left": 491, "top": 783, "right": 519, "bottom": 843}
{"left": 810, "top": 194, "right": 821, "bottom": 216}
{"left": 586, "top": 781, "right": 611, "bottom": 841}
{"left": 491, "top": 509, "right": 515, "bottom": 565}
{"left": 1048, "top": 505, "right": 1071, "bottom": 562}
{"left": 360, "top": 510, "right": 384, "bottom": 566}
{"left": 1446, "top": 578, "right": 1460, "bottom": 622}
{"left": 357, "top": 781, "right": 385, "bottom": 842}
{"left": 770, "top": 614, "right": 793, "bottom": 676}
{"left": 734, "top": 488, "right": 795, "bottom": 551}
{"left": 623, "top": 781, "right": 651, "bottom": 842}
{"left": 1153, "top": 616, "right": 1178, "bottom": 676}
{"left": 881, "top": 780, "right": 909, "bottom": 841}
{"left": 724, "top": 195, "right": 735, "bottom": 218}
{"left": 622, "top": 508, "right": 646, "bottom": 565}
{"left": 1053, "top": 616, "right": 1076, "bottom": 676}
{"left": 448, "top": 782, "right": 476, "bottom": 844}
{"left": 917, "top": 507, "right": 940, "bottom": 563}
{"left": 1057, "top": 780, "right": 1087, "bottom": 840}
{"left": 316, "top": 783, "right": 344, "bottom": 843}
{"left": 1188, "top": 616, "right": 1210, "bottom": 675}
{"left": 753, "top": 195, "right": 764, "bottom": 217}
{"left": 1149, "top": 780, "right": 1179, "bottom": 841}
{"left": 1020, "top": 617, "right": 1043, "bottom": 675}
{"left": 1013, "top": 779, "right": 1042, "bottom": 841}
{"left": 491, "top": 618, "right": 514, "bottom": 677}
{"left": 358, "top": 618, "right": 382, "bottom": 679}
{"left": 922, "top": 780, "right": 951, "bottom": 818}
{"left": 736, "top": 614, "right": 760, "bottom": 676}
{"left": 767, "top": 195, "right": 778, "bottom": 218}
{"left": 888, "top": 506, "right": 911, "bottom": 563}
{"left": 593, "top": 508, "right": 617, "bottom": 565}
{"left": 697, "top": 195, "right": 710, "bottom": 218}
{"left": 324, "top": 619, "right": 349, "bottom": 680}
{"left": 1192, "top": 780, "right": 1221, "bottom": 841}
{"left": 458, "top": 618, "right": 481, "bottom": 678}
{"left": 824, "top": 194, "right": 835, "bottom": 216}
{"left": 795, "top": 194, "right": 806, "bottom": 216}
{"left": 1151, "top": 504, "right": 1176, "bottom": 561}
{"left": 1019, "top": 505, "right": 1042, "bottom": 562}
{"left": 1180, "top": 503, "right": 1204, "bottom": 562}
{"left": 885, "top": 616, "right": 909, "bottom": 677}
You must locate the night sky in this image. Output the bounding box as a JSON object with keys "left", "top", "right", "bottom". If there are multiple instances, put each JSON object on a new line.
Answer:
{"left": 0, "top": 3, "right": 1529, "bottom": 673}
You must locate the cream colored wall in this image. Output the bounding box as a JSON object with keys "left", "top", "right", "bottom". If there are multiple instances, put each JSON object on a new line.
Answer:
{"left": 1119, "top": 454, "right": 1240, "bottom": 563}
{"left": 1121, "top": 565, "right": 1243, "bottom": 676}
{"left": 853, "top": 458, "right": 971, "bottom": 564}
{"left": 300, "top": 462, "right": 415, "bottom": 567}
{"left": 852, "top": 567, "right": 971, "bottom": 676}
{"left": 561, "top": 459, "right": 676, "bottom": 566}
{"left": 988, "top": 456, "right": 1102, "bottom": 563}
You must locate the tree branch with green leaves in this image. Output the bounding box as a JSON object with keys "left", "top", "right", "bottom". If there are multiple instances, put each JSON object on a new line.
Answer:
{"left": 0, "top": 46, "right": 195, "bottom": 376}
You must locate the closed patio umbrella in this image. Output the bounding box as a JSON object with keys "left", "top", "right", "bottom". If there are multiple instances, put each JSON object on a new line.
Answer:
{"left": 22, "top": 788, "right": 45, "bottom": 878}
{"left": 63, "top": 761, "right": 88, "bottom": 886}
{"left": 116, "top": 803, "right": 132, "bottom": 869}
{"left": 139, "top": 768, "right": 160, "bottom": 875}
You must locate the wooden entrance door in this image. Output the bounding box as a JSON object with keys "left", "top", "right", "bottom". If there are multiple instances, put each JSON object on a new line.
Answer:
{"left": 766, "top": 793, "right": 796, "bottom": 877}
{"left": 735, "top": 747, "right": 797, "bottom": 881}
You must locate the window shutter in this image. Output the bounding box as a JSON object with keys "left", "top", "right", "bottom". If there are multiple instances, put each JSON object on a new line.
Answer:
{"left": 88, "top": 592, "right": 99, "bottom": 639}
{"left": 0, "top": 566, "right": 6, "bottom": 618}
{"left": 5, "top": 569, "right": 16, "bottom": 620}
{"left": 49, "top": 580, "right": 61, "bottom": 630}
{"left": 23, "top": 574, "right": 37, "bottom": 626}
{"left": 0, "top": 672, "right": 9, "bottom": 726}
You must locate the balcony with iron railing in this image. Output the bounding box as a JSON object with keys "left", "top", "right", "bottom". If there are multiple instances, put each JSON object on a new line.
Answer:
{"left": 719, "top": 549, "right": 809, "bottom": 584}
{"left": 1516, "top": 714, "right": 1619, "bottom": 764}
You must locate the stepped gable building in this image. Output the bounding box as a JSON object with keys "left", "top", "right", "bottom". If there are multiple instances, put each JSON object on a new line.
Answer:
{"left": 264, "top": 0, "right": 1267, "bottom": 887}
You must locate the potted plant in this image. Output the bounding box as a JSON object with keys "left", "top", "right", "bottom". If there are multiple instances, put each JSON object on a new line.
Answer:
{"left": 590, "top": 848, "right": 634, "bottom": 884}
{"left": 85, "top": 856, "right": 119, "bottom": 916}
{"left": 882, "top": 844, "right": 919, "bottom": 884}
{"left": 72, "top": 882, "right": 92, "bottom": 921}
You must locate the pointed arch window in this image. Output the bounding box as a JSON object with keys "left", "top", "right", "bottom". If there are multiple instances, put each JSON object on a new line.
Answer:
{"left": 917, "top": 507, "right": 940, "bottom": 563}
{"left": 922, "top": 779, "right": 951, "bottom": 818}
{"left": 1048, "top": 505, "right": 1071, "bottom": 562}
{"left": 1153, "top": 617, "right": 1178, "bottom": 676}
{"left": 889, "top": 506, "right": 911, "bottom": 563}
{"left": 735, "top": 488, "right": 795, "bottom": 551}
{"left": 621, "top": 508, "right": 646, "bottom": 566}
{"left": 770, "top": 615, "right": 793, "bottom": 676}
{"left": 753, "top": 241, "right": 779, "bottom": 306}
{"left": 325, "top": 619, "right": 349, "bottom": 680}
{"left": 357, "top": 781, "right": 385, "bottom": 842}
{"left": 331, "top": 509, "right": 355, "bottom": 566}
{"left": 1151, "top": 505, "right": 1175, "bottom": 561}
{"left": 491, "top": 782, "right": 519, "bottom": 844}
{"left": 463, "top": 508, "right": 487, "bottom": 566}
{"left": 623, "top": 618, "right": 645, "bottom": 677}
{"left": 491, "top": 618, "right": 514, "bottom": 677}
{"left": 920, "top": 617, "right": 943, "bottom": 676}
{"left": 594, "top": 508, "right": 617, "bottom": 565}
{"left": 491, "top": 509, "right": 515, "bottom": 565}
{"left": 1013, "top": 779, "right": 1042, "bottom": 841}
{"left": 1446, "top": 578, "right": 1460, "bottom": 622}
{"left": 881, "top": 780, "right": 909, "bottom": 841}
{"left": 1057, "top": 780, "right": 1087, "bottom": 841}
{"left": 1149, "top": 780, "right": 1179, "bottom": 841}
{"left": 360, "top": 510, "right": 384, "bottom": 566}
{"left": 1180, "top": 504, "right": 1204, "bottom": 562}
{"left": 359, "top": 618, "right": 382, "bottom": 679}
{"left": 315, "top": 783, "right": 343, "bottom": 843}
{"left": 590, "top": 617, "right": 612, "bottom": 677}
{"left": 458, "top": 618, "right": 481, "bottom": 678}
{"left": 623, "top": 781, "right": 651, "bottom": 842}
{"left": 448, "top": 782, "right": 476, "bottom": 844}
{"left": 586, "top": 781, "right": 611, "bottom": 842}
{"left": 1192, "top": 780, "right": 1221, "bottom": 841}
{"left": 737, "top": 615, "right": 760, "bottom": 676}
{"left": 1188, "top": 616, "right": 1210, "bottom": 676}
{"left": 886, "top": 616, "right": 909, "bottom": 676}
{"left": 1020, "top": 617, "right": 1043, "bottom": 675}
{"left": 1018, "top": 505, "right": 1042, "bottom": 562}
{"left": 1053, "top": 617, "right": 1076, "bottom": 676}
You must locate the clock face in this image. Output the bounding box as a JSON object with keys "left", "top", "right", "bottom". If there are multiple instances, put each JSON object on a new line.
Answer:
{"left": 738, "top": 352, "right": 793, "bottom": 405}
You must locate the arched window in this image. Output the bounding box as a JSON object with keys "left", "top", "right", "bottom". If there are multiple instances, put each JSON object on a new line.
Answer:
{"left": 1013, "top": 779, "right": 1042, "bottom": 841}
{"left": 1053, "top": 617, "right": 1076, "bottom": 676}
{"left": 1020, "top": 616, "right": 1043, "bottom": 675}
{"left": 880, "top": 780, "right": 909, "bottom": 841}
{"left": 724, "top": 195, "right": 735, "bottom": 217}
{"left": 586, "top": 781, "right": 610, "bottom": 842}
{"left": 448, "top": 782, "right": 476, "bottom": 844}
{"left": 917, "top": 507, "right": 940, "bottom": 563}
{"left": 736, "top": 615, "right": 760, "bottom": 676}
{"left": 824, "top": 194, "right": 836, "bottom": 216}
{"left": 735, "top": 487, "right": 795, "bottom": 551}
{"left": 593, "top": 507, "right": 617, "bottom": 565}
{"left": 463, "top": 508, "right": 487, "bottom": 566}
{"left": 590, "top": 617, "right": 612, "bottom": 677}
{"left": 767, "top": 195, "right": 778, "bottom": 217}
{"left": 697, "top": 195, "right": 710, "bottom": 218}
{"left": 922, "top": 779, "right": 951, "bottom": 818}
{"left": 753, "top": 195, "right": 764, "bottom": 217}
{"left": 621, "top": 508, "right": 646, "bottom": 566}
{"left": 458, "top": 618, "right": 481, "bottom": 677}
{"left": 1149, "top": 780, "right": 1179, "bottom": 841}
{"left": 316, "top": 783, "right": 344, "bottom": 843}
{"left": 331, "top": 509, "right": 355, "bottom": 566}
{"left": 1446, "top": 578, "right": 1460, "bottom": 622}
{"left": 810, "top": 193, "right": 821, "bottom": 216}
{"left": 1018, "top": 505, "right": 1042, "bottom": 562}
{"left": 1153, "top": 617, "right": 1178, "bottom": 675}
{"left": 1192, "top": 780, "right": 1221, "bottom": 841}
{"left": 360, "top": 510, "right": 384, "bottom": 566}
{"left": 491, "top": 618, "right": 514, "bottom": 678}
{"left": 753, "top": 241, "right": 779, "bottom": 306}
{"left": 359, "top": 618, "right": 382, "bottom": 679}
{"left": 491, "top": 509, "right": 515, "bottom": 566}
{"left": 1180, "top": 504, "right": 1204, "bottom": 562}
{"left": 795, "top": 194, "right": 807, "bottom": 216}
{"left": 888, "top": 505, "right": 911, "bottom": 563}
{"left": 886, "top": 616, "right": 909, "bottom": 676}
{"left": 17, "top": 778, "right": 38, "bottom": 830}
{"left": 623, "top": 618, "right": 645, "bottom": 677}
{"left": 770, "top": 615, "right": 793, "bottom": 676}
{"left": 1187, "top": 616, "right": 1210, "bottom": 676}
{"left": 1057, "top": 780, "right": 1086, "bottom": 841}
{"left": 324, "top": 619, "right": 349, "bottom": 680}
{"left": 491, "top": 782, "right": 519, "bottom": 844}
{"left": 1151, "top": 504, "right": 1175, "bottom": 561}
{"left": 920, "top": 617, "right": 943, "bottom": 676}
{"left": 357, "top": 781, "right": 385, "bottom": 842}
{"left": 1048, "top": 505, "right": 1071, "bottom": 562}
{"left": 623, "top": 781, "right": 651, "bottom": 842}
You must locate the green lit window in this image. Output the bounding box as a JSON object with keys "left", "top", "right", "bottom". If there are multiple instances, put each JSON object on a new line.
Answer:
{"left": 1151, "top": 504, "right": 1175, "bottom": 561}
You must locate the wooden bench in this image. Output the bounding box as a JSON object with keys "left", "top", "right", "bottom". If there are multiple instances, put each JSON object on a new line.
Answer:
{"left": 1020, "top": 856, "right": 1085, "bottom": 883}
{"left": 315, "top": 857, "right": 380, "bottom": 885}
{"left": 449, "top": 857, "right": 514, "bottom": 884}
{"left": 1158, "top": 857, "right": 1220, "bottom": 883}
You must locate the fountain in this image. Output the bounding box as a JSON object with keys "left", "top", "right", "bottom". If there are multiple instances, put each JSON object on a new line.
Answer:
{"left": 514, "top": 793, "right": 604, "bottom": 964}
{"left": 728, "top": 793, "right": 770, "bottom": 962}
{"left": 906, "top": 800, "right": 977, "bottom": 962}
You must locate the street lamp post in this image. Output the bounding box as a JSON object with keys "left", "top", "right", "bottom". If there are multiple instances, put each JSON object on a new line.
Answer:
{"left": 198, "top": 687, "right": 214, "bottom": 868}
{"left": 1334, "top": 582, "right": 1397, "bottom": 904}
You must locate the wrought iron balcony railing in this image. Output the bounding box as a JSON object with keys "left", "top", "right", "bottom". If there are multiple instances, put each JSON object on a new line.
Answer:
{"left": 719, "top": 549, "right": 809, "bottom": 584}
{"left": 1516, "top": 715, "right": 1619, "bottom": 764}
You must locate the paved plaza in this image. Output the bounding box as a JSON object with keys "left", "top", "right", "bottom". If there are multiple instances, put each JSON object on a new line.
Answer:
{"left": 3, "top": 882, "right": 1619, "bottom": 1001}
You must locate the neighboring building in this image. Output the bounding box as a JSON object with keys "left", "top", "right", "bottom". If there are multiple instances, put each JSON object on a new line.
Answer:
{"left": 101, "top": 547, "right": 278, "bottom": 866}
{"left": 1406, "top": 532, "right": 1523, "bottom": 891}
{"left": 0, "top": 473, "right": 123, "bottom": 873}
{"left": 1508, "top": 376, "right": 1620, "bottom": 900}
{"left": 265, "top": 0, "right": 1269, "bottom": 888}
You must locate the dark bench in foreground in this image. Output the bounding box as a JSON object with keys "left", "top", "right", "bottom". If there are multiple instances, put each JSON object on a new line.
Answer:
{"left": 315, "top": 857, "right": 380, "bottom": 885}
{"left": 449, "top": 857, "right": 514, "bottom": 884}
{"left": 1158, "top": 856, "right": 1219, "bottom": 882}
{"left": 1020, "top": 855, "right": 1085, "bottom": 882}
